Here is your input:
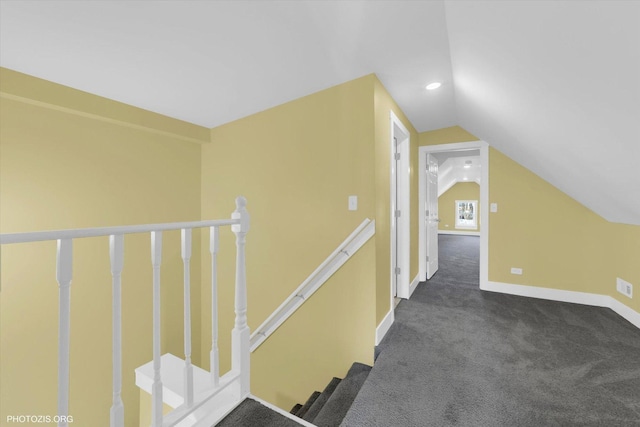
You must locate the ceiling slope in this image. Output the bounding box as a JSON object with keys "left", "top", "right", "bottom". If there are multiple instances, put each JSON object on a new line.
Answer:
{"left": 1, "top": 1, "right": 638, "bottom": 224}
{"left": 445, "top": 0, "right": 640, "bottom": 225}
{"left": 0, "top": 0, "right": 456, "bottom": 131}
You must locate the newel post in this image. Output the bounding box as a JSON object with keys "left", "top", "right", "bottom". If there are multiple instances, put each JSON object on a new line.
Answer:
{"left": 231, "top": 196, "right": 250, "bottom": 397}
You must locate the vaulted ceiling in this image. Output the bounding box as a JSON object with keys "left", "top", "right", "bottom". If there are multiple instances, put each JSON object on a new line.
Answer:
{"left": 1, "top": 1, "right": 638, "bottom": 225}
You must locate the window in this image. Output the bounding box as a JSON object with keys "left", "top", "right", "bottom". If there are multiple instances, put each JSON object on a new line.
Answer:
{"left": 455, "top": 200, "right": 478, "bottom": 230}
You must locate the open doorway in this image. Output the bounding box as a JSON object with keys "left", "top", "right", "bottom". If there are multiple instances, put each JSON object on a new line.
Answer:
{"left": 418, "top": 141, "right": 489, "bottom": 289}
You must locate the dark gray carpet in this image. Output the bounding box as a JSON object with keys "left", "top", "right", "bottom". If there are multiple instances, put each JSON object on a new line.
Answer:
{"left": 342, "top": 235, "right": 640, "bottom": 426}
{"left": 216, "top": 398, "right": 302, "bottom": 427}
{"left": 303, "top": 377, "right": 342, "bottom": 422}
{"left": 313, "top": 363, "right": 372, "bottom": 427}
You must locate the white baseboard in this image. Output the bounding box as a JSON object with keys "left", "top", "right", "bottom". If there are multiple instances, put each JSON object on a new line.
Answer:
{"left": 609, "top": 297, "right": 640, "bottom": 330}
{"left": 375, "top": 308, "right": 394, "bottom": 346}
{"left": 482, "top": 281, "right": 640, "bottom": 330}
{"left": 409, "top": 273, "right": 420, "bottom": 298}
{"left": 249, "top": 395, "right": 316, "bottom": 427}
{"left": 438, "top": 230, "right": 480, "bottom": 236}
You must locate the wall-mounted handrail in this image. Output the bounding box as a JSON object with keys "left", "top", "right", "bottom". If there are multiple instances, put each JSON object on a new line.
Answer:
{"left": 0, "top": 197, "right": 250, "bottom": 427}
{"left": 250, "top": 218, "right": 375, "bottom": 352}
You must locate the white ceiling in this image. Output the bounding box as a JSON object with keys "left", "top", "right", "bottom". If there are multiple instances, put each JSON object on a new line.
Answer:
{"left": 433, "top": 151, "right": 481, "bottom": 197}
{"left": 1, "top": 1, "right": 638, "bottom": 225}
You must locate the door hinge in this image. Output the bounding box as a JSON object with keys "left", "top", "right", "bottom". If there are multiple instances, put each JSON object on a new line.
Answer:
{"left": 394, "top": 152, "right": 400, "bottom": 160}
{"left": 395, "top": 267, "right": 401, "bottom": 275}
{"left": 395, "top": 209, "right": 401, "bottom": 218}
{"left": 427, "top": 256, "right": 429, "bottom": 261}
{"left": 426, "top": 209, "right": 429, "bottom": 216}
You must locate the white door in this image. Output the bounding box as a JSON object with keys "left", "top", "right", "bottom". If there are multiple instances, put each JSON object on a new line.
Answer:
{"left": 426, "top": 154, "right": 439, "bottom": 279}
{"left": 390, "top": 118, "right": 410, "bottom": 299}
{"left": 392, "top": 137, "right": 399, "bottom": 298}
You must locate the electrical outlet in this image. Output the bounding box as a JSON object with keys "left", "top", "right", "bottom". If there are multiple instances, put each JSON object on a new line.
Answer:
{"left": 511, "top": 267, "right": 523, "bottom": 275}
{"left": 617, "top": 277, "right": 633, "bottom": 298}
{"left": 348, "top": 195, "right": 358, "bottom": 211}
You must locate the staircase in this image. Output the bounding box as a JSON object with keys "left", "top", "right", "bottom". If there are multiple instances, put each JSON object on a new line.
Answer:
{"left": 215, "top": 362, "right": 372, "bottom": 426}
{"left": 289, "top": 362, "right": 372, "bottom": 426}
{"left": 1, "top": 200, "right": 377, "bottom": 427}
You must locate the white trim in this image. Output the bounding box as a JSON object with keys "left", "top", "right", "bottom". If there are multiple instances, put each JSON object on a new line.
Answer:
{"left": 482, "top": 281, "right": 640, "bottom": 330}
{"left": 375, "top": 309, "right": 395, "bottom": 346}
{"left": 438, "top": 230, "right": 480, "bottom": 236}
{"left": 419, "top": 141, "right": 489, "bottom": 289}
{"left": 482, "top": 281, "right": 607, "bottom": 306}
{"left": 248, "top": 395, "right": 316, "bottom": 427}
{"left": 135, "top": 353, "right": 238, "bottom": 408}
{"left": 390, "top": 110, "right": 411, "bottom": 301}
{"left": 610, "top": 298, "right": 640, "bottom": 330}
{"left": 409, "top": 273, "right": 420, "bottom": 298}
{"left": 250, "top": 219, "right": 375, "bottom": 352}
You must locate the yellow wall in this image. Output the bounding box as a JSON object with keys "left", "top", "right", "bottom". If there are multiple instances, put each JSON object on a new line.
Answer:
{"left": 489, "top": 148, "right": 640, "bottom": 313}
{"left": 4, "top": 64, "right": 637, "bottom": 426}
{"left": 608, "top": 223, "right": 640, "bottom": 313}
{"left": 489, "top": 148, "right": 611, "bottom": 293}
{"left": 419, "top": 125, "right": 478, "bottom": 146}
{"left": 438, "top": 182, "right": 481, "bottom": 232}
{"left": 373, "top": 78, "right": 419, "bottom": 324}
{"left": 418, "top": 125, "right": 640, "bottom": 315}
{"left": 139, "top": 390, "right": 172, "bottom": 427}
{"left": 201, "top": 75, "right": 376, "bottom": 410}
{"left": 0, "top": 68, "right": 206, "bottom": 426}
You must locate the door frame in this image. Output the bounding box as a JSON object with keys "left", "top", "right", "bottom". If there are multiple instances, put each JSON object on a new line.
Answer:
{"left": 390, "top": 111, "right": 411, "bottom": 300}
{"left": 418, "top": 141, "right": 489, "bottom": 288}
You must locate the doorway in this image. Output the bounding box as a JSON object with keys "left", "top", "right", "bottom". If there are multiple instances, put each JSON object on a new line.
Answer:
{"left": 418, "top": 141, "right": 489, "bottom": 289}
{"left": 390, "top": 111, "right": 410, "bottom": 300}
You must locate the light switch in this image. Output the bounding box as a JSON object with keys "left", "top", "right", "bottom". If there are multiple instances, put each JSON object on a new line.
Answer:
{"left": 348, "top": 195, "right": 358, "bottom": 211}
{"left": 490, "top": 203, "right": 498, "bottom": 213}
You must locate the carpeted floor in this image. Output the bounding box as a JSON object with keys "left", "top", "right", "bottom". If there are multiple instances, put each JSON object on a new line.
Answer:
{"left": 216, "top": 398, "right": 302, "bottom": 427}
{"left": 342, "top": 235, "right": 640, "bottom": 426}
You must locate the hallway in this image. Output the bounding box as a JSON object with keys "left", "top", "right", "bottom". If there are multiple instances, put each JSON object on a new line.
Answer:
{"left": 341, "top": 235, "right": 640, "bottom": 426}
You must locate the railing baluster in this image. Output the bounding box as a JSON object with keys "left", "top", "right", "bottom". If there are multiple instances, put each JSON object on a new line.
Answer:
{"left": 231, "top": 197, "right": 250, "bottom": 396}
{"left": 109, "top": 235, "right": 125, "bottom": 427}
{"left": 209, "top": 226, "right": 220, "bottom": 387}
{"left": 150, "top": 231, "right": 163, "bottom": 427}
{"left": 56, "top": 239, "right": 73, "bottom": 427}
{"left": 181, "top": 229, "right": 194, "bottom": 407}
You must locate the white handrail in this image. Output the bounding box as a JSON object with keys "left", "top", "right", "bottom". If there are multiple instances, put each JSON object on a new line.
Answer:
{"left": 250, "top": 218, "right": 375, "bottom": 352}
{"left": 0, "top": 218, "right": 238, "bottom": 244}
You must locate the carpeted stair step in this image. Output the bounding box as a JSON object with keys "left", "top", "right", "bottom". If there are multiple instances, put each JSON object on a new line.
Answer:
{"left": 296, "top": 390, "right": 321, "bottom": 418}
{"left": 218, "top": 398, "right": 303, "bottom": 427}
{"left": 311, "top": 362, "right": 372, "bottom": 427}
{"left": 290, "top": 403, "right": 303, "bottom": 415}
{"left": 302, "top": 377, "right": 342, "bottom": 422}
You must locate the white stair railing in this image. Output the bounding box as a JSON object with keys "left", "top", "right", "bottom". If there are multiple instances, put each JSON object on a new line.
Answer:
{"left": 151, "top": 230, "right": 164, "bottom": 427}
{"left": 109, "top": 234, "right": 125, "bottom": 427}
{"left": 0, "top": 197, "right": 250, "bottom": 427}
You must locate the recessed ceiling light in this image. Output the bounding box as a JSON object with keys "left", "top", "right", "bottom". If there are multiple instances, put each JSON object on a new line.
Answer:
{"left": 426, "top": 82, "right": 441, "bottom": 90}
{"left": 464, "top": 160, "right": 472, "bottom": 169}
